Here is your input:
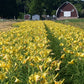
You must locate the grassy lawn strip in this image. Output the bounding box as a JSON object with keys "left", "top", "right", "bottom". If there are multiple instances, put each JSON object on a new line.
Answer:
{"left": 44, "top": 23, "right": 63, "bottom": 59}
{"left": 56, "top": 18, "right": 84, "bottom": 29}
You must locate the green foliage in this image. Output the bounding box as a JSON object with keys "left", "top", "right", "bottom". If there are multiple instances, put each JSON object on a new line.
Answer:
{"left": 74, "top": 3, "right": 83, "bottom": 17}
{"left": 29, "top": 0, "right": 43, "bottom": 15}
{"left": 18, "top": 12, "right": 24, "bottom": 19}
{"left": 51, "top": 10, "right": 56, "bottom": 15}
{"left": 0, "top": 0, "right": 84, "bottom": 18}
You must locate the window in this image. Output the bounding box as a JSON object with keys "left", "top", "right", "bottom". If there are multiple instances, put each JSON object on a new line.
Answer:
{"left": 64, "top": 11, "right": 71, "bottom": 17}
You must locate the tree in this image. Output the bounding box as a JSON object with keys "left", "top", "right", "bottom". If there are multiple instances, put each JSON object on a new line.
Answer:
{"left": 29, "top": 0, "right": 43, "bottom": 15}
{"left": 0, "top": 0, "right": 84, "bottom": 18}
{"left": 0, "top": 0, "right": 17, "bottom": 18}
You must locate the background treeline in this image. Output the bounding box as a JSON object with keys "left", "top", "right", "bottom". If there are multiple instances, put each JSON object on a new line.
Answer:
{"left": 0, "top": 0, "right": 84, "bottom": 19}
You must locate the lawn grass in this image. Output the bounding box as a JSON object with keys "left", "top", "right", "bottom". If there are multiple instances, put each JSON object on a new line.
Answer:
{"left": 56, "top": 18, "right": 84, "bottom": 29}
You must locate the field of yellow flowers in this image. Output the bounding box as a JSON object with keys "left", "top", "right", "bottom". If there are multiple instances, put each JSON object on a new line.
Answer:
{"left": 0, "top": 20, "right": 84, "bottom": 84}
{"left": 44, "top": 21, "right": 84, "bottom": 84}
